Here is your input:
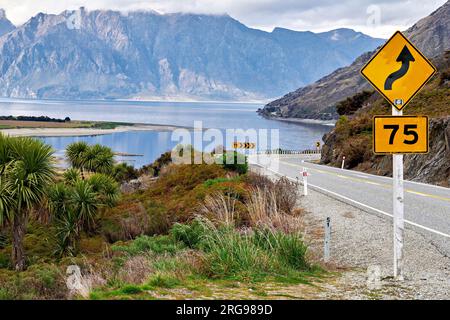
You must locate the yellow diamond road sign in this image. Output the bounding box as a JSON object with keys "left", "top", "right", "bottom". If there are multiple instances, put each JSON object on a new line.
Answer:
{"left": 361, "top": 31, "right": 436, "bottom": 111}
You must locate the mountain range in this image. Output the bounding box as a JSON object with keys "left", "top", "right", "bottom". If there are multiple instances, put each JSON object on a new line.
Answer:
{"left": 0, "top": 9, "right": 14, "bottom": 37}
{"left": 0, "top": 8, "right": 384, "bottom": 101}
{"left": 260, "top": 0, "right": 450, "bottom": 120}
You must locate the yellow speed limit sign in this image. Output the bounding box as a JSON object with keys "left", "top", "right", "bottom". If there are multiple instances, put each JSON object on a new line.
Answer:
{"left": 373, "top": 116, "right": 428, "bottom": 154}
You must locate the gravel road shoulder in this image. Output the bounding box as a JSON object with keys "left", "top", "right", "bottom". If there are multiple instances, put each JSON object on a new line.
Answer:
{"left": 255, "top": 165, "right": 450, "bottom": 299}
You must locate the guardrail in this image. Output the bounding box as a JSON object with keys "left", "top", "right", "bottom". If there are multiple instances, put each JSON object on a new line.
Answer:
{"left": 256, "top": 149, "right": 321, "bottom": 155}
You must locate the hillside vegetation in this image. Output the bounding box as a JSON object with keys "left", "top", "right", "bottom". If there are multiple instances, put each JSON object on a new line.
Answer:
{"left": 0, "top": 139, "right": 322, "bottom": 300}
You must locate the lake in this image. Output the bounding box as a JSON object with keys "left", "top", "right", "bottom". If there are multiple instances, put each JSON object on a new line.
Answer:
{"left": 0, "top": 98, "right": 332, "bottom": 168}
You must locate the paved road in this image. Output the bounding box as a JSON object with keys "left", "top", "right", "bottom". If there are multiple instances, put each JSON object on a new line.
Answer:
{"left": 249, "top": 155, "right": 450, "bottom": 255}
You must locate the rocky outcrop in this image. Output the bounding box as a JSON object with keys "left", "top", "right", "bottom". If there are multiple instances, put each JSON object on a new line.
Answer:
{"left": 261, "top": 1, "right": 450, "bottom": 120}
{"left": 403, "top": 117, "right": 450, "bottom": 185}
{"left": 0, "top": 9, "right": 383, "bottom": 101}
{"left": 120, "top": 175, "right": 157, "bottom": 194}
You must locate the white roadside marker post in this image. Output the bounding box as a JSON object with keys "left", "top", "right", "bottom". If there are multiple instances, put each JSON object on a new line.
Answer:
{"left": 392, "top": 106, "right": 404, "bottom": 280}
{"left": 341, "top": 156, "right": 346, "bottom": 169}
{"left": 302, "top": 168, "right": 308, "bottom": 196}
{"left": 324, "top": 217, "right": 331, "bottom": 262}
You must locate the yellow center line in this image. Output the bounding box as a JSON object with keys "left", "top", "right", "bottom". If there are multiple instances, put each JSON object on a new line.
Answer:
{"left": 279, "top": 160, "right": 450, "bottom": 203}
{"left": 280, "top": 160, "right": 390, "bottom": 186}
{"left": 406, "top": 190, "right": 450, "bottom": 202}
{"left": 366, "top": 181, "right": 382, "bottom": 186}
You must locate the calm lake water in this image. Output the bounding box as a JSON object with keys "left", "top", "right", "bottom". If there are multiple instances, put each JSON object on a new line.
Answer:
{"left": 0, "top": 98, "right": 332, "bottom": 168}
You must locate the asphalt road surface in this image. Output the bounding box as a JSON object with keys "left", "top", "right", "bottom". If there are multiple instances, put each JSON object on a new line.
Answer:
{"left": 249, "top": 155, "right": 450, "bottom": 256}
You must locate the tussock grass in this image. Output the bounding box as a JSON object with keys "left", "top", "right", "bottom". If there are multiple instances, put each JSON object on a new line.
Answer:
{"left": 173, "top": 217, "right": 313, "bottom": 282}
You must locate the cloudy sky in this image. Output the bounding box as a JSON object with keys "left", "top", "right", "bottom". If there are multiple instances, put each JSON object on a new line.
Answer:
{"left": 0, "top": 0, "right": 446, "bottom": 38}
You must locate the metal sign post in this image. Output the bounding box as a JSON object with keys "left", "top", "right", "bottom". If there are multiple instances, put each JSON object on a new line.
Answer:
{"left": 392, "top": 107, "right": 404, "bottom": 280}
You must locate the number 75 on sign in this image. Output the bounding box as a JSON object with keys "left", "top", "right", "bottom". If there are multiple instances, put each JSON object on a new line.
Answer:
{"left": 373, "top": 116, "right": 428, "bottom": 154}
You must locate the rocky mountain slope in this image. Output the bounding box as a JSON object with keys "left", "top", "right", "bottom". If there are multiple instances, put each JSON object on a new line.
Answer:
{"left": 321, "top": 51, "right": 450, "bottom": 185}
{"left": 0, "top": 9, "right": 14, "bottom": 37}
{"left": 260, "top": 1, "right": 450, "bottom": 120}
{"left": 0, "top": 9, "right": 383, "bottom": 101}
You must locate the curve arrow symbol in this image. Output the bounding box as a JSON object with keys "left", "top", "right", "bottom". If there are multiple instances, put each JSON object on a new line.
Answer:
{"left": 384, "top": 45, "right": 415, "bottom": 90}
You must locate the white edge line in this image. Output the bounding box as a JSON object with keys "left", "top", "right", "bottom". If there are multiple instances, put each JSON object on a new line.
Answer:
{"left": 250, "top": 161, "right": 450, "bottom": 240}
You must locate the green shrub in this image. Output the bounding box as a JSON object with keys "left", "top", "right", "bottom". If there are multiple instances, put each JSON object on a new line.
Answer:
{"left": 0, "top": 287, "right": 13, "bottom": 300}
{"left": 139, "top": 151, "right": 172, "bottom": 177}
{"left": 0, "top": 263, "right": 67, "bottom": 299}
{"left": 146, "top": 273, "right": 180, "bottom": 288}
{"left": 112, "top": 163, "right": 139, "bottom": 183}
{"left": 203, "top": 176, "right": 240, "bottom": 187}
{"left": 0, "top": 251, "right": 10, "bottom": 268}
{"left": 203, "top": 227, "right": 270, "bottom": 279}
{"left": 221, "top": 151, "right": 248, "bottom": 174}
{"left": 112, "top": 235, "right": 184, "bottom": 256}
{"left": 439, "top": 69, "right": 450, "bottom": 85}
{"left": 119, "top": 284, "right": 143, "bottom": 295}
{"left": 186, "top": 218, "right": 311, "bottom": 281}
{"left": 336, "top": 90, "right": 372, "bottom": 115}
{"left": 171, "top": 220, "right": 207, "bottom": 249}
{"left": 253, "top": 229, "right": 309, "bottom": 270}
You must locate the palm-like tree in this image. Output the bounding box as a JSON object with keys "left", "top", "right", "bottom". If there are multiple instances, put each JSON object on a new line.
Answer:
{"left": 84, "top": 144, "right": 114, "bottom": 174}
{"left": 0, "top": 175, "right": 14, "bottom": 226}
{"left": 54, "top": 210, "right": 79, "bottom": 257}
{"left": 47, "top": 183, "right": 71, "bottom": 220}
{"left": 0, "top": 135, "right": 55, "bottom": 270}
{"left": 63, "top": 167, "right": 81, "bottom": 186}
{"left": 65, "top": 141, "right": 89, "bottom": 179}
{"left": 49, "top": 174, "right": 119, "bottom": 256}
{"left": 70, "top": 180, "right": 99, "bottom": 231}
{"left": 66, "top": 142, "right": 115, "bottom": 178}
{"left": 88, "top": 173, "right": 120, "bottom": 207}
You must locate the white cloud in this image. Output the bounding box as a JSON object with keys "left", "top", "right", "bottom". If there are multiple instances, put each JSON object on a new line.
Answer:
{"left": 0, "top": 0, "right": 446, "bottom": 38}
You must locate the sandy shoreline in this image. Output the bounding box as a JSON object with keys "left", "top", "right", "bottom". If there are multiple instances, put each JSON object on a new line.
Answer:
{"left": 274, "top": 117, "right": 336, "bottom": 126}
{"left": 0, "top": 124, "right": 187, "bottom": 137}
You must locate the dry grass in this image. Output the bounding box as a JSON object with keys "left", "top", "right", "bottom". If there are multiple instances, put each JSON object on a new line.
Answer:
{"left": 116, "top": 255, "right": 153, "bottom": 285}
{"left": 198, "top": 193, "right": 237, "bottom": 227}
{"left": 245, "top": 187, "right": 304, "bottom": 234}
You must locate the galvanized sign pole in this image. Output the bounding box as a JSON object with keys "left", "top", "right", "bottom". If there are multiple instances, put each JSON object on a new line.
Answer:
{"left": 392, "top": 106, "right": 404, "bottom": 280}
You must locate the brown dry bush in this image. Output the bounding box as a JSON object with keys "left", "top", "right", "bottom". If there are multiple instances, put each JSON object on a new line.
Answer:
{"left": 245, "top": 172, "right": 299, "bottom": 214}
{"left": 116, "top": 255, "right": 154, "bottom": 285}
{"left": 100, "top": 200, "right": 170, "bottom": 243}
{"left": 245, "top": 187, "right": 304, "bottom": 234}
{"left": 244, "top": 171, "right": 275, "bottom": 189}
{"left": 273, "top": 177, "right": 299, "bottom": 214}
{"left": 340, "top": 135, "right": 372, "bottom": 168}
